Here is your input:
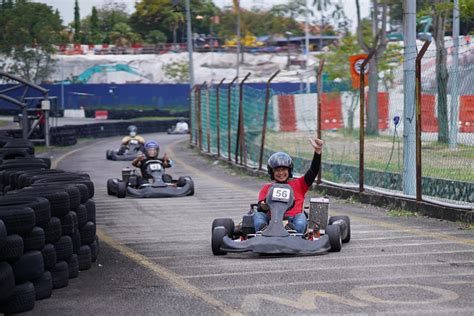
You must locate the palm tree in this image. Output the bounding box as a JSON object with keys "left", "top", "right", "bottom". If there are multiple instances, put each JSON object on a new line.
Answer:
{"left": 163, "top": 10, "right": 184, "bottom": 45}
{"left": 108, "top": 22, "right": 141, "bottom": 46}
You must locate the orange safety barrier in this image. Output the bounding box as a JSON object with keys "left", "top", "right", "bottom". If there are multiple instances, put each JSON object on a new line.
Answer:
{"left": 460, "top": 95, "right": 474, "bottom": 133}
{"left": 421, "top": 94, "right": 438, "bottom": 132}
{"left": 321, "top": 93, "right": 343, "bottom": 130}
{"left": 95, "top": 110, "right": 108, "bottom": 120}
{"left": 278, "top": 95, "right": 297, "bottom": 132}
{"left": 365, "top": 92, "right": 390, "bottom": 130}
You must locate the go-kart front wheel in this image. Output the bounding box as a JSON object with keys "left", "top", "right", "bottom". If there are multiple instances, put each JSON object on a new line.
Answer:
{"left": 212, "top": 218, "right": 235, "bottom": 238}
{"left": 329, "top": 215, "right": 351, "bottom": 243}
{"left": 326, "top": 224, "right": 342, "bottom": 252}
{"left": 117, "top": 181, "right": 127, "bottom": 198}
{"left": 212, "top": 226, "right": 228, "bottom": 256}
{"left": 106, "top": 150, "right": 113, "bottom": 159}
{"left": 106, "top": 179, "right": 115, "bottom": 195}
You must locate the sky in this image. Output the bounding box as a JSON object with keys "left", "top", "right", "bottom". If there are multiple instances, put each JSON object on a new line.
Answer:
{"left": 32, "top": 0, "right": 370, "bottom": 33}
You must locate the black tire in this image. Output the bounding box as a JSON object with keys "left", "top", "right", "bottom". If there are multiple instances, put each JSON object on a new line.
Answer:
{"left": 38, "top": 158, "right": 52, "bottom": 169}
{"left": 71, "top": 231, "right": 81, "bottom": 253}
{"left": 21, "top": 226, "right": 45, "bottom": 251}
{"left": 0, "top": 234, "right": 23, "bottom": 261}
{"left": 34, "top": 177, "right": 94, "bottom": 199}
{"left": 326, "top": 224, "right": 342, "bottom": 252}
{"left": 11, "top": 250, "right": 44, "bottom": 283}
{"left": 33, "top": 271, "right": 52, "bottom": 300}
{"left": 15, "top": 169, "right": 65, "bottom": 188}
{"left": 212, "top": 227, "right": 227, "bottom": 256}
{"left": 212, "top": 218, "right": 235, "bottom": 238}
{"left": 329, "top": 216, "right": 351, "bottom": 243}
{"left": 106, "top": 150, "right": 112, "bottom": 159}
{"left": 66, "top": 254, "right": 79, "bottom": 279}
{"left": 80, "top": 221, "right": 96, "bottom": 245}
{"left": 0, "top": 219, "right": 6, "bottom": 248}
{"left": 84, "top": 199, "right": 96, "bottom": 223}
{"left": 0, "top": 196, "right": 51, "bottom": 228}
{"left": 117, "top": 181, "right": 126, "bottom": 198}
{"left": 0, "top": 262, "right": 15, "bottom": 301}
{"left": 75, "top": 204, "right": 88, "bottom": 228}
{"left": 60, "top": 211, "right": 78, "bottom": 235}
{"left": 90, "top": 236, "right": 99, "bottom": 262}
{"left": 0, "top": 282, "right": 35, "bottom": 314}
{"left": 176, "top": 176, "right": 186, "bottom": 187}
{"left": 7, "top": 190, "right": 70, "bottom": 218}
{"left": 162, "top": 174, "right": 173, "bottom": 183}
{"left": 54, "top": 235, "right": 73, "bottom": 261}
{"left": 0, "top": 206, "right": 36, "bottom": 234}
{"left": 50, "top": 261, "right": 69, "bottom": 289}
{"left": 41, "top": 244, "right": 57, "bottom": 270}
{"left": 78, "top": 245, "right": 92, "bottom": 271}
{"left": 107, "top": 179, "right": 115, "bottom": 195}
{"left": 31, "top": 183, "right": 88, "bottom": 205}
{"left": 44, "top": 216, "right": 62, "bottom": 244}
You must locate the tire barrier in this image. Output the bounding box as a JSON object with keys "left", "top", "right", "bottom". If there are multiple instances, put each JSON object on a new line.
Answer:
{"left": 0, "top": 137, "right": 99, "bottom": 313}
{"left": 2, "top": 119, "right": 189, "bottom": 147}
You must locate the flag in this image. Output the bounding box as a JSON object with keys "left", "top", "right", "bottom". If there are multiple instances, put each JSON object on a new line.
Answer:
{"left": 348, "top": 54, "right": 369, "bottom": 89}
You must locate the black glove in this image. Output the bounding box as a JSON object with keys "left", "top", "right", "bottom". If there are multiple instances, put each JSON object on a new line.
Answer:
{"left": 257, "top": 200, "right": 269, "bottom": 212}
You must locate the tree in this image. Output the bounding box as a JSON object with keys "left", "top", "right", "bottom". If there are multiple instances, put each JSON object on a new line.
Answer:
{"left": 355, "top": 0, "right": 388, "bottom": 136}
{"left": 89, "top": 6, "right": 101, "bottom": 44}
{"left": 145, "top": 30, "right": 167, "bottom": 44}
{"left": 73, "top": 0, "right": 81, "bottom": 43}
{"left": 163, "top": 10, "right": 184, "bottom": 44}
{"left": 0, "top": 1, "right": 63, "bottom": 83}
{"left": 108, "top": 22, "right": 142, "bottom": 46}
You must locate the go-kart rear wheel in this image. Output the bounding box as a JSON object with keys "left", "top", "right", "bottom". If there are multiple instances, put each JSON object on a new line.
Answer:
{"left": 326, "top": 224, "right": 342, "bottom": 252}
{"left": 329, "top": 216, "right": 351, "bottom": 243}
{"left": 211, "top": 227, "right": 227, "bottom": 256}
{"left": 162, "top": 174, "right": 173, "bottom": 183}
{"left": 176, "top": 176, "right": 186, "bottom": 187}
{"left": 212, "top": 218, "right": 234, "bottom": 238}
{"left": 116, "top": 181, "right": 127, "bottom": 198}
{"left": 106, "top": 179, "right": 115, "bottom": 195}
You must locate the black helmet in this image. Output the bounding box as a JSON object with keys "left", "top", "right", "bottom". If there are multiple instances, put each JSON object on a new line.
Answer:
{"left": 267, "top": 152, "right": 293, "bottom": 180}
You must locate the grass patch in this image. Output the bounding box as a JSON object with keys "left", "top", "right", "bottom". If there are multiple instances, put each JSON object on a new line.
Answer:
{"left": 344, "top": 195, "right": 359, "bottom": 204}
{"left": 386, "top": 209, "right": 418, "bottom": 217}
{"left": 457, "top": 222, "right": 473, "bottom": 230}
{"left": 0, "top": 120, "right": 9, "bottom": 127}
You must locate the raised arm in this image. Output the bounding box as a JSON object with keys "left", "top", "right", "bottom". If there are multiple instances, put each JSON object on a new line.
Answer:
{"left": 304, "top": 137, "right": 324, "bottom": 186}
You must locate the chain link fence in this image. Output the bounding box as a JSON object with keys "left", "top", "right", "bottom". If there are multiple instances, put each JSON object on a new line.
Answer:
{"left": 191, "top": 37, "right": 473, "bottom": 208}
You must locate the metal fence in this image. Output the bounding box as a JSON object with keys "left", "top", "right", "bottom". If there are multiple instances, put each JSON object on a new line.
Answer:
{"left": 191, "top": 38, "right": 473, "bottom": 208}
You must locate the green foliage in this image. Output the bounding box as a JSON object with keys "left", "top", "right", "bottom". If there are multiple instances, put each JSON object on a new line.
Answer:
{"left": 162, "top": 60, "right": 189, "bottom": 83}
{"left": 109, "top": 23, "right": 142, "bottom": 46}
{"left": 146, "top": 30, "right": 167, "bottom": 44}
{"left": 89, "top": 6, "right": 101, "bottom": 44}
{"left": 0, "top": 1, "right": 62, "bottom": 82}
{"left": 73, "top": 0, "right": 81, "bottom": 43}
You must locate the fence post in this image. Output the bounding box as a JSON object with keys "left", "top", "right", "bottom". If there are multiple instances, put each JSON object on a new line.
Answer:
{"left": 198, "top": 81, "right": 206, "bottom": 151}
{"left": 359, "top": 50, "right": 375, "bottom": 193}
{"left": 205, "top": 82, "right": 211, "bottom": 153}
{"left": 259, "top": 70, "right": 280, "bottom": 170}
{"left": 216, "top": 78, "right": 225, "bottom": 157}
{"left": 235, "top": 72, "right": 251, "bottom": 165}
{"left": 193, "top": 86, "right": 199, "bottom": 145}
{"left": 316, "top": 58, "right": 324, "bottom": 184}
{"left": 227, "top": 76, "right": 238, "bottom": 161}
{"left": 189, "top": 85, "right": 195, "bottom": 144}
{"left": 416, "top": 41, "right": 431, "bottom": 203}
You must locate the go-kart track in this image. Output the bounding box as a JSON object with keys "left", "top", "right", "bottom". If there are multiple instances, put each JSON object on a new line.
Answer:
{"left": 27, "top": 133, "right": 474, "bottom": 315}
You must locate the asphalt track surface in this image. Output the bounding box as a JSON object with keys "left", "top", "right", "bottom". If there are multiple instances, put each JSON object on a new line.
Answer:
{"left": 23, "top": 133, "right": 474, "bottom": 315}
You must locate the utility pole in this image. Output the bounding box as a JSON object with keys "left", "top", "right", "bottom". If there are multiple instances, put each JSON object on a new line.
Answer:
{"left": 449, "top": 0, "right": 460, "bottom": 149}
{"left": 402, "top": 0, "right": 417, "bottom": 196}
{"left": 304, "top": 0, "right": 310, "bottom": 93}
{"left": 185, "top": 0, "right": 194, "bottom": 87}
{"left": 236, "top": 0, "right": 241, "bottom": 78}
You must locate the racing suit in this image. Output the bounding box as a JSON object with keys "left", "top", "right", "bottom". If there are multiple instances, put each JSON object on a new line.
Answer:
{"left": 254, "top": 152, "right": 321, "bottom": 234}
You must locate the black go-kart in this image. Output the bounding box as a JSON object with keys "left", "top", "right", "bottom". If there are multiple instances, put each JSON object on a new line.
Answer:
{"left": 106, "top": 139, "right": 143, "bottom": 161}
{"left": 107, "top": 159, "right": 194, "bottom": 198}
{"left": 211, "top": 184, "right": 350, "bottom": 256}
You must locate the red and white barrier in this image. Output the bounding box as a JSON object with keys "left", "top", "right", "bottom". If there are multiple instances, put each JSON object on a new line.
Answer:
{"left": 271, "top": 92, "right": 474, "bottom": 135}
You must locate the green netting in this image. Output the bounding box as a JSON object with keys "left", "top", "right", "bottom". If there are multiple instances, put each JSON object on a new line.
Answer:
{"left": 193, "top": 37, "right": 473, "bottom": 207}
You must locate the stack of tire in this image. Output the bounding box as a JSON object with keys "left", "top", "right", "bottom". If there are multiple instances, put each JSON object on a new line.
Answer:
{"left": 50, "top": 127, "right": 77, "bottom": 147}
{"left": 0, "top": 136, "right": 98, "bottom": 314}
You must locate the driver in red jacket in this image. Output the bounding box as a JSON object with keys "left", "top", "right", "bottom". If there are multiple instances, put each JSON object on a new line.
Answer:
{"left": 254, "top": 136, "right": 324, "bottom": 234}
